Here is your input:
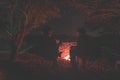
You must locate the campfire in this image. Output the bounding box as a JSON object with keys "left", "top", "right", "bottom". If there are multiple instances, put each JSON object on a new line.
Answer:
{"left": 58, "top": 42, "right": 77, "bottom": 61}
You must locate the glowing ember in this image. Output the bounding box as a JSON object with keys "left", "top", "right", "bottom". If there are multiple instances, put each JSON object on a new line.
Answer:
{"left": 64, "top": 55, "right": 70, "bottom": 61}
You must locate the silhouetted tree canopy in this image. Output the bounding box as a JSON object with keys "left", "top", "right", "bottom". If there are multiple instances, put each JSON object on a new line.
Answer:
{"left": 0, "top": 0, "right": 120, "bottom": 52}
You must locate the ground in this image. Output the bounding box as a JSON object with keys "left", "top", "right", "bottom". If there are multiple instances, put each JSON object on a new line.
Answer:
{"left": 0, "top": 53, "right": 120, "bottom": 80}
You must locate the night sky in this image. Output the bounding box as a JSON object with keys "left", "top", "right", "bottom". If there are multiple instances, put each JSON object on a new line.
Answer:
{"left": 48, "top": 8, "right": 85, "bottom": 36}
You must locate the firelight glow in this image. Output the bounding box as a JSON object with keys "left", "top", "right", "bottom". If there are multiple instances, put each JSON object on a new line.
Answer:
{"left": 64, "top": 55, "right": 70, "bottom": 61}
{"left": 59, "top": 42, "right": 77, "bottom": 61}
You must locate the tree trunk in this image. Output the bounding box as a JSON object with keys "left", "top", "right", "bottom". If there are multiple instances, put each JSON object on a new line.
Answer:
{"left": 10, "top": 39, "right": 17, "bottom": 62}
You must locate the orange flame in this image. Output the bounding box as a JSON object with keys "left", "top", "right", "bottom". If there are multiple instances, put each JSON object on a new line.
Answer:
{"left": 59, "top": 42, "right": 77, "bottom": 61}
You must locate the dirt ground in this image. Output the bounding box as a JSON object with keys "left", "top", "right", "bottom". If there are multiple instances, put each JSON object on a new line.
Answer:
{"left": 0, "top": 53, "right": 120, "bottom": 80}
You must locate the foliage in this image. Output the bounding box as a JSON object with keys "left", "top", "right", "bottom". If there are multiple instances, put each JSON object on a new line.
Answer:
{"left": 0, "top": 0, "right": 61, "bottom": 52}
{"left": 1, "top": 0, "right": 120, "bottom": 52}
{"left": 71, "top": 0, "right": 120, "bottom": 32}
